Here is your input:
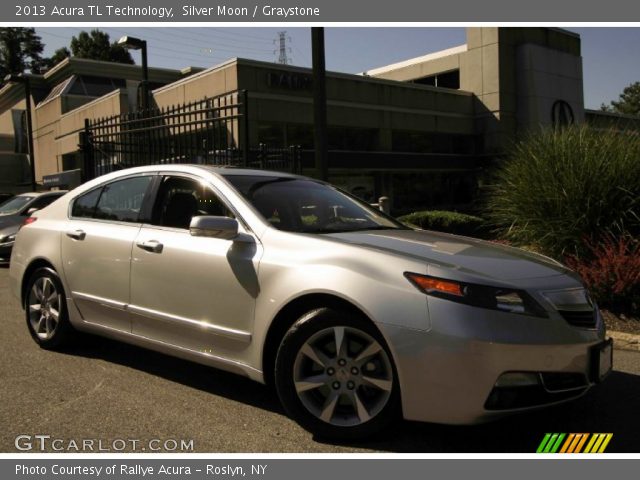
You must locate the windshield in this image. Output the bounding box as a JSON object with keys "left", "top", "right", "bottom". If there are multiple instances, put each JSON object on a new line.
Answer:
{"left": 0, "top": 196, "right": 33, "bottom": 215}
{"left": 223, "top": 175, "right": 406, "bottom": 234}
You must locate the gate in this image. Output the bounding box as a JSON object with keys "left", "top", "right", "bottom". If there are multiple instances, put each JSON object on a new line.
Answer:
{"left": 80, "top": 90, "right": 301, "bottom": 181}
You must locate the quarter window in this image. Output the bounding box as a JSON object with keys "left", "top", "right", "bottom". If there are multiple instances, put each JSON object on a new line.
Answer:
{"left": 71, "top": 188, "right": 102, "bottom": 218}
{"left": 72, "top": 176, "right": 152, "bottom": 222}
{"left": 94, "top": 176, "right": 152, "bottom": 222}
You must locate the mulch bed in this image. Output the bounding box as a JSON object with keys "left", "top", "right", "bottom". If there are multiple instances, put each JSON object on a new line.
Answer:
{"left": 602, "top": 310, "right": 640, "bottom": 335}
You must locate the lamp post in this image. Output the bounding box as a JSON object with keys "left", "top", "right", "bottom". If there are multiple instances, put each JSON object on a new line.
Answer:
{"left": 4, "top": 74, "right": 36, "bottom": 191}
{"left": 117, "top": 35, "right": 149, "bottom": 111}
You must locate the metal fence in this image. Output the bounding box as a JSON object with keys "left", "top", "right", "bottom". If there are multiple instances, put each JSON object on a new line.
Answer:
{"left": 80, "top": 90, "right": 301, "bottom": 181}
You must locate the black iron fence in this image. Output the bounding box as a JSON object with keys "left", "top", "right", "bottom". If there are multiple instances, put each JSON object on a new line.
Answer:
{"left": 80, "top": 90, "right": 301, "bottom": 181}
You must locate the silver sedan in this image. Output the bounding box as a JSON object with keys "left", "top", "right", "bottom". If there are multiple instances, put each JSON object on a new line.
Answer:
{"left": 9, "top": 165, "right": 611, "bottom": 439}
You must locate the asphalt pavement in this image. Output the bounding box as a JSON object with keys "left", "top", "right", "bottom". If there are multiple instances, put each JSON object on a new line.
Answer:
{"left": 1, "top": 266, "right": 639, "bottom": 453}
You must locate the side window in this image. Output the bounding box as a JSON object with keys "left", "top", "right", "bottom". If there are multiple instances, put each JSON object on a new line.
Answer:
{"left": 71, "top": 188, "right": 102, "bottom": 218}
{"left": 93, "top": 176, "right": 152, "bottom": 223}
{"left": 151, "top": 176, "right": 233, "bottom": 230}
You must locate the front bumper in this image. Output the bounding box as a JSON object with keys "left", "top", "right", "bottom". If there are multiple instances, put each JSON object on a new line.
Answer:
{"left": 379, "top": 296, "right": 606, "bottom": 425}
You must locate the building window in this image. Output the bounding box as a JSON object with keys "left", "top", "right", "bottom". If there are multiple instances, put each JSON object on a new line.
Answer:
{"left": 412, "top": 70, "right": 460, "bottom": 89}
{"left": 392, "top": 131, "right": 434, "bottom": 153}
{"left": 392, "top": 131, "right": 475, "bottom": 154}
{"left": 68, "top": 75, "right": 126, "bottom": 97}
{"left": 392, "top": 172, "right": 478, "bottom": 213}
{"left": 328, "top": 127, "right": 378, "bottom": 151}
{"left": 258, "top": 123, "right": 286, "bottom": 147}
{"left": 286, "top": 124, "right": 314, "bottom": 149}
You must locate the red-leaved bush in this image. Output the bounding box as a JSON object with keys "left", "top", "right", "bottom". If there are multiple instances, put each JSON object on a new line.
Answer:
{"left": 564, "top": 235, "right": 640, "bottom": 314}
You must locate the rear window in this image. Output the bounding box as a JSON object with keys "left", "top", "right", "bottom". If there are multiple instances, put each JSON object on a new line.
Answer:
{"left": 0, "top": 196, "right": 34, "bottom": 215}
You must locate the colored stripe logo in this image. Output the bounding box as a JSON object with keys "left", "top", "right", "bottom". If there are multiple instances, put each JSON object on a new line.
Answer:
{"left": 536, "top": 433, "right": 613, "bottom": 453}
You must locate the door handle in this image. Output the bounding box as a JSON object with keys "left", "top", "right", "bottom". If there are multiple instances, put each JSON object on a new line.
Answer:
{"left": 66, "top": 229, "right": 86, "bottom": 241}
{"left": 136, "top": 240, "right": 163, "bottom": 253}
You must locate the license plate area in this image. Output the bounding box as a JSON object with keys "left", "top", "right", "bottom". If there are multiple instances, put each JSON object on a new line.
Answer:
{"left": 590, "top": 338, "right": 613, "bottom": 382}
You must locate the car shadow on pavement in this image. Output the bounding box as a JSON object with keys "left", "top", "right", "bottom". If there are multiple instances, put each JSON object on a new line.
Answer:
{"left": 61, "top": 335, "right": 640, "bottom": 452}
{"left": 62, "top": 334, "right": 283, "bottom": 415}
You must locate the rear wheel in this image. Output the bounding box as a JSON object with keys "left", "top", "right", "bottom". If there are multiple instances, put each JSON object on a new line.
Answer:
{"left": 25, "top": 267, "right": 75, "bottom": 349}
{"left": 275, "top": 308, "right": 399, "bottom": 439}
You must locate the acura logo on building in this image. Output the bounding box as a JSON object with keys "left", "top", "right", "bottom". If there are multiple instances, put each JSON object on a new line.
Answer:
{"left": 551, "top": 100, "right": 575, "bottom": 126}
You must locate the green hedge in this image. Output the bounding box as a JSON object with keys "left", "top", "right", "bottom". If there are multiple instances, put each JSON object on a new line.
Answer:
{"left": 398, "top": 210, "right": 486, "bottom": 237}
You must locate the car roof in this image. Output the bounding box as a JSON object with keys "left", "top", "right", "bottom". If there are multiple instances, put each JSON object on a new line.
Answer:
{"left": 16, "top": 190, "right": 68, "bottom": 197}
{"left": 195, "top": 166, "right": 299, "bottom": 178}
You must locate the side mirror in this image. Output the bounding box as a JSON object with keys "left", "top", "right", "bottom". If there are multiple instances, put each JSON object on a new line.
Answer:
{"left": 26, "top": 208, "right": 39, "bottom": 216}
{"left": 189, "top": 216, "right": 239, "bottom": 240}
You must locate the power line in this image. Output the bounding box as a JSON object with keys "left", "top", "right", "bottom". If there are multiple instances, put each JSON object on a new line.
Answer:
{"left": 38, "top": 27, "right": 281, "bottom": 69}
{"left": 157, "top": 27, "right": 270, "bottom": 46}
{"left": 51, "top": 26, "right": 273, "bottom": 57}
{"left": 109, "top": 27, "right": 274, "bottom": 55}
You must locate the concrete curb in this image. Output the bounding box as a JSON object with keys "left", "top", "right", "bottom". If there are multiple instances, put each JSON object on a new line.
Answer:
{"left": 609, "top": 330, "right": 640, "bottom": 352}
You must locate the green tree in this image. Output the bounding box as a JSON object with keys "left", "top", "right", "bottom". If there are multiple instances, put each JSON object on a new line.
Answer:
{"left": 0, "top": 27, "right": 47, "bottom": 77}
{"left": 602, "top": 81, "right": 640, "bottom": 116}
{"left": 40, "top": 47, "right": 71, "bottom": 70}
{"left": 69, "top": 30, "right": 134, "bottom": 64}
{"left": 50, "top": 47, "right": 71, "bottom": 64}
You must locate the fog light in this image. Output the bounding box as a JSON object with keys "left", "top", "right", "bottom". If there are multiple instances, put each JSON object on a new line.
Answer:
{"left": 495, "top": 372, "right": 540, "bottom": 387}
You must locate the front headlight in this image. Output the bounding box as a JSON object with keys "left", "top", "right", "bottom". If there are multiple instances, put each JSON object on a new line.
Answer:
{"left": 405, "top": 272, "right": 548, "bottom": 318}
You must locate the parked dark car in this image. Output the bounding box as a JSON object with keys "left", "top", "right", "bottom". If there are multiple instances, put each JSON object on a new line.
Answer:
{"left": 0, "top": 193, "right": 14, "bottom": 204}
{"left": 0, "top": 191, "right": 67, "bottom": 262}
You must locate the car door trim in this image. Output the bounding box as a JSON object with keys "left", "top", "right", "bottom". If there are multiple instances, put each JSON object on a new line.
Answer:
{"left": 72, "top": 291, "right": 127, "bottom": 311}
{"left": 73, "top": 292, "right": 252, "bottom": 343}
{"left": 127, "top": 304, "right": 252, "bottom": 343}
{"left": 80, "top": 320, "right": 262, "bottom": 380}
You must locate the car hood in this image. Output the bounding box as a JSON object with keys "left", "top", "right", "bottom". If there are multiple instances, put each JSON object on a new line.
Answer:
{"left": 326, "top": 229, "right": 573, "bottom": 282}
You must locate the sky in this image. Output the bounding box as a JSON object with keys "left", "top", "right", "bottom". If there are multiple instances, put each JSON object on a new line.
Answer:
{"left": 35, "top": 27, "right": 640, "bottom": 110}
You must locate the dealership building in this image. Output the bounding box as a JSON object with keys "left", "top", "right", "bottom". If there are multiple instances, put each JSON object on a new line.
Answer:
{"left": 0, "top": 27, "right": 636, "bottom": 211}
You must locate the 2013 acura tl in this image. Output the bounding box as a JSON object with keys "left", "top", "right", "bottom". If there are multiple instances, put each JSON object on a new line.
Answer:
{"left": 9, "top": 165, "right": 612, "bottom": 438}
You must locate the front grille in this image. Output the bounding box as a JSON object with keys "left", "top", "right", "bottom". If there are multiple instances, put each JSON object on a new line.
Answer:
{"left": 559, "top": 309, "right": 597, "bottom": 329}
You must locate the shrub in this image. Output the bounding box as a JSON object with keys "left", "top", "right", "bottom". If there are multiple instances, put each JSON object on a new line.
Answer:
{"left": 564, "top": 235, "right": 640, "bottom": 314}
{"left": 485, "top": 125, "right": 640, "bottom": 257}
{"left": 398, "top": 210, "right": 486, "bottom": 237}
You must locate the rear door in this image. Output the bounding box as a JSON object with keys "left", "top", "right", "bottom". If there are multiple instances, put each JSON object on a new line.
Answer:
{"left": 61, "top": 174, "right": 154, "bottom": 332}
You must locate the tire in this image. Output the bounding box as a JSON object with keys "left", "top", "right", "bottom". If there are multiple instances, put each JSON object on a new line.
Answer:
{"left": 275, "top": 308, "right": 399, "bottom": 440}
{"left": 25, "top": 267, "right": 75, "bottom": 350}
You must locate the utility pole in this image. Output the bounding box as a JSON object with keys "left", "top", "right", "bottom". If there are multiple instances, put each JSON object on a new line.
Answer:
{"left": 311, "top": 28, "right": 328, "bottom": 181}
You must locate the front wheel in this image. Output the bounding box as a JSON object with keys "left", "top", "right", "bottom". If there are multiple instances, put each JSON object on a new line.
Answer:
{"left": 25, "top": 267, "right": 75, "bottom": 350}
{"left": 275, "top": 308, "right": 399, "bottom": 439}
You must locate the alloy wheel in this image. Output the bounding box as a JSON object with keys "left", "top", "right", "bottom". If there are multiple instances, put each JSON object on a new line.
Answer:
{"left": 28, "top": 276, "right": 61, "bottom": 340}
{"left": 292, "top": 326, "right": 393, "bottom": 427}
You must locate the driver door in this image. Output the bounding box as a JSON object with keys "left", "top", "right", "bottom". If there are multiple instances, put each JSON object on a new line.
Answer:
{"left": 129, "top": 174, "right": 262, "bottom": 357}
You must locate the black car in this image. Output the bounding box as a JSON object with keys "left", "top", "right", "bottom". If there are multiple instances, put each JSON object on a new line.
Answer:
{"left": 0, "top": 191, "right": 67, "bottom": 262}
